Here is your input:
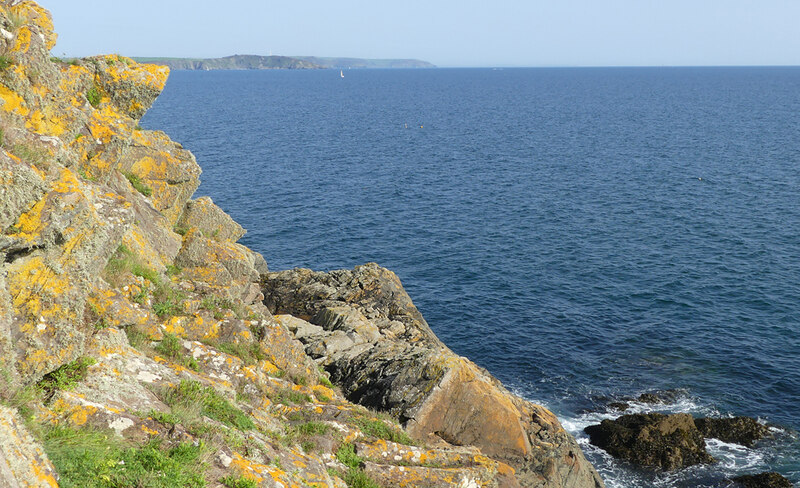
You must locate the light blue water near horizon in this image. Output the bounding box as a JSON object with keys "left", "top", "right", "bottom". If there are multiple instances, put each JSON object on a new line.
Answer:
{"left": 141, "top": 67, "right": 800, "bottom": 487}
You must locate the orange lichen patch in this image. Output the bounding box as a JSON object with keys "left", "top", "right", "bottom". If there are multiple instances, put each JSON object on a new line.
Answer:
{"left": 140, "top": 424, "right": 159, "bottom": 436}
{"left": 8, "top": 255, "right": 73, "bottom": 322}
{"left": 87, "top": 103, "right": 132, "bottom": 143}
{"left": 26, "top": 105, "right": 71, "bottom": 136}
{"left": 9, "top": 25, "right": 31, "bottom": 53}
{"left": 0, "top": 84, "right": 30, "bottom": 116}
{"left": 312, "top": 385, "right": 334, "bottom": 401}
{"left": 229, "top": 453, "right": 303, "bottom": 487}
{"left": 31, "top": 462, "right": 59, "bottom": 488}
{"left": 100, "top": 55, "right": 169, "bottom": 88}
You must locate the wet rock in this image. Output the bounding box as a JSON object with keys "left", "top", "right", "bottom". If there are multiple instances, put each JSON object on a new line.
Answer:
{"left": 729, "top": 472, "right": 793, "bottom": 488}
{"left": 695, "top": 417, "right": 771, "bottom": 448}
{"left": 584, "top": 413, "right": 714, "bottom": 470}
{"left": 636, "top": 389, "right": 686, "bottom": 405}
{"left": 607, "top": 402, "right": 630, "bottom": 412}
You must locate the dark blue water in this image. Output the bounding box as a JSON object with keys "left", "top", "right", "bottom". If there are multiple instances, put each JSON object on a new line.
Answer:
{"left": 142, "top": 67, "right": 800, "bottom": 487}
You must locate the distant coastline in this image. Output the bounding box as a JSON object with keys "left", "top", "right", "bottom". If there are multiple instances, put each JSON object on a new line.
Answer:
{"left": 133, "top": 54, "right": 435, "bottom": 70}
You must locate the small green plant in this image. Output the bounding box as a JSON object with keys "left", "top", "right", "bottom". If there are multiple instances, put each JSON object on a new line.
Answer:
{"left": 334, "top": 444, "right": 381, "bottom": 487}
{"left": 37, "top": 357, "right": 96, "bottom": 396}
{"left": 162, "top": 380, "right": 254, "bottom": 431}
{"left": 355, "top": 417, "right": 414, "bottom": 445}
{"left": 0, "top": 55, "right": 13, "bottom": 71}
{"left": 173, "top": 225, "right": 189, "bottom": 236}
{"left": 154, "top": 333, "right": 198, "bottom": 371}
{"left": 336, "top": 443, "right": 362, "bottom": 470}
{"left": 220, "top": 476, "right": 257, "bottom": 488}
{"left": 146, "top": 409, "right": 179, "bottom": 426}
{"left": 343, "top": 468, "right": 382, "bottom": 488}
{"left": 9, "top": 143, "right": 50, "bottom": 168}
{"left": 214, "top": 341, "right": 266, "bottom": 366}
{"left": 124, "top": 327, "right": 150, "bottom": 350}
{"left": 297, "top": 421, "right": 330, "bottom": 436}
{"left": 165, "top": 264, "right": 182, "bottom": 277}
{"left": 69, "top": 58, "right": 79, "bottom": 66}
{"left": 154, "top": 333, "right": 183, "bottom": 360}
{"left": 123, "top": 172, "right": 153, "bottom": 197}
{"left": 272, "top": 388, "right": 310, "bottom": 406}
{"left": 86, "top": 85, "right": 101, "bottom": 108}
{"left": 294, "top": 375, "right": 308, "bottom": 387}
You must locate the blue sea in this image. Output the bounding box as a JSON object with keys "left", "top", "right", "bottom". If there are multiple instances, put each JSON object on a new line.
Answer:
{"left": 141, "top": 67, "right": 800, "bottom": 487}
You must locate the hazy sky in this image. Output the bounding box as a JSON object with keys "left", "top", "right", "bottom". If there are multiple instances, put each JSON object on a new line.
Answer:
{"left": 47, "top": 0, "right": 800, "bottom": 67}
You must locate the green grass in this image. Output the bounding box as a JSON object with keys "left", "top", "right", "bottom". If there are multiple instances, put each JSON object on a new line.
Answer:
{"left": 214, "top": 341, "right": 266, "bottom": 366}
{"left": 154, "top": 333, "right": 198, "bottom": 371}
{"left": 9, "top": 143, "right": 50, "bottom": 168}
{"left": 103, "top": 245, "right": 186, "bottom": 318}
{"left": 297, "top": 421, "right": 330, "bottom": 436}
{"left": 86, "top": 85, "right": 101, "bottom": 108}
{"left": 37, "top": 357, "right": 96, "bottom": 396}
{"left": 355, "top": 417, "right": 415, "bottom": 445}
{"left": 124, "top": 327, "right": 150, "bottom": 350}
{"left": 123, "top": 172, "right": 153, "bottom": 197}
{"left": 42, "top": 424, "right": 206, "bottom": 488}
{"left": 271, "top": 388, "right": 310, "bottom": 406}
{"left": 0, "top": 55, "right": 13, "bottom": 71}
{"left": 335, "top": 444, "right": 381, "bottom": 488}
{"left": 336, "top": 443, "right": 362, "bottom": 469}
{"left": 161, "top": 380, "right": 254, "bottom": 431}
{"left": 220, "top": 476, "right": 257, "bottom": 488}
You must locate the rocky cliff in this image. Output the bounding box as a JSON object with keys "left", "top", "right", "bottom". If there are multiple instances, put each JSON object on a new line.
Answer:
{"left": 0, "top": 2, "right": 603, "bottom": 487}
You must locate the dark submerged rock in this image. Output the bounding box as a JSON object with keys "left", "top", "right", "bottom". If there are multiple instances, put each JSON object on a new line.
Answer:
{"left": 729, "top": 472, "right": 793, "bottom": 488}
{"left": 694, "top": 417, "right": 771, "bottom": 448}
{"left": 583, "top": 413, "right": 714, "bottom": 470}
{"left": 636, "top": 389, "right": 686, "bottom": 405}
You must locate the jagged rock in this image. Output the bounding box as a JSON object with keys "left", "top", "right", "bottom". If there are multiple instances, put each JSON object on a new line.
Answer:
{"left": 0, "top": 405, "right": 58, "bottom": 487}
{"left": 177, "top": 196, "right": 246, "bottom": 243}
{"left": 262, "top": 263, "right": 605, "bottom": 488}
{"left": 729, "top": 472, "right": 793, "bottom": 488}
{"left": 584, "top": 413, "right": 714, "bottom": 470}
{"left": 694, "top": 417, "right": 771, "bottom": 448}
{"left": 90, "top": 54, "right": 169, "bottom": 120}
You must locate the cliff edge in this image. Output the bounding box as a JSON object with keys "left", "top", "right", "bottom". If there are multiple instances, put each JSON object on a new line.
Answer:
{"left": 0, "top": 2, "right": 603, "bottom": 487}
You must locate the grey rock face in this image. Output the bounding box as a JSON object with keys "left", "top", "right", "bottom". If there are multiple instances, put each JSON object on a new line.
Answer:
{"left": 263, "top": 263, "right": 605, "bottom": 488}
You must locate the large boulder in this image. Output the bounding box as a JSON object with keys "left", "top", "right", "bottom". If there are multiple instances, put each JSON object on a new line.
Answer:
{"left": 262, "top": 263, "right": 605, "bottom": 488}
{"left": 584, "top": 413, "right": 714, "bottom": 470}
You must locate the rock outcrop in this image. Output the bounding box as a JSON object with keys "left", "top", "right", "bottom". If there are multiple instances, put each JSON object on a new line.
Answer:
{"left": 729, "top": 472, "right": 794, "bottom": 488}
{"left": 583, "top": 413, "right": 714, "bottom": 470}
{"left": 694, "top": 417, "right": 771, "bottom": 448}
{"left": 263, "top": 264, "right": 605, "bottom": 488}
{"left": 0, "top": 2, "right": 605, "bottom": 487}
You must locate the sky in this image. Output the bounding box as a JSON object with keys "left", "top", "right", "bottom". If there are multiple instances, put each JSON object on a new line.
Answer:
{"left": 46, "top": 0, "right": 800, "bottom": 67}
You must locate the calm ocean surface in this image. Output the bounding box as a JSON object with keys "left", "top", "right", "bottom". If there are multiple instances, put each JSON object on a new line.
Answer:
{"left": 141, "top": 67, "right": 800, "bottom": 487}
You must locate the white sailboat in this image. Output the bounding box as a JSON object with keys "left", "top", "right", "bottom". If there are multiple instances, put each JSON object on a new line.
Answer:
{"left": 340, "top": 70, "right": 344, "bottom": 78}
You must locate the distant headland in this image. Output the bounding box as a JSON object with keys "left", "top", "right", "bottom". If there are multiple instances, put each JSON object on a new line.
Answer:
{"left": 132, "top": 54, "right": 435, "bottom": 70}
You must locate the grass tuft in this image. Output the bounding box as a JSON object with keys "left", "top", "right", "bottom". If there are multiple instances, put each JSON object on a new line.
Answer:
{"left": 123, "top": 172, "right": 153, "bottom": 197}
{"left": 355, "top": 417, "right": 415, "bottom": 445}
{"left": 161, "top": 380, "right": 254, "bottom": 431}
{"left": 86, "top": 85, "right": 101, "bottom": 108}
